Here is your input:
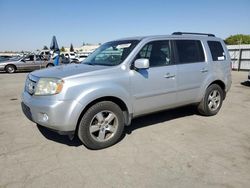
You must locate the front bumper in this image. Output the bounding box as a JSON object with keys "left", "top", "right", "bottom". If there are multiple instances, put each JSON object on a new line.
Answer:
{"left": 21, "top": 91, "right": 84, "bottom": 132}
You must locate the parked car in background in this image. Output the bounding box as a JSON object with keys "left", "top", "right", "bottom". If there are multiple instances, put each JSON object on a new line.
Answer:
{"left": 60, "top": 54, "right": 80, "bottom": 64}
{"left": 248, "top": 71, "right": 250, "bottom": 82}
{"left": 61, "top": 52, "right": 76, "bottom": 59}
{"left": 0, "top": 53, "right": 54, "bottom": 73}
{"left": 39, "top": 50, "right": 50, "bottom": 60}
{"left": 76, "top": 54, "right": 88, "bottom": 62}
{"left": 70, "top": 58, "right": 80, "bottom": 64}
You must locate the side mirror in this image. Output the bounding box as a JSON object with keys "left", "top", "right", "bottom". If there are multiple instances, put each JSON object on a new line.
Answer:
{"left": 134, "top": 58, "right": 149, "bottom": 69}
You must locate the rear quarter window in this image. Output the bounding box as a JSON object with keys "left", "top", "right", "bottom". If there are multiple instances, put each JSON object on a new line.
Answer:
{"left": 207, "top": 41, "right": 226, "bottom": 61}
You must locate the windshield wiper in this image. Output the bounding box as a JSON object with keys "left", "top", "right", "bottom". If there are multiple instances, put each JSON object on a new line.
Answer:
{"left": 93, "top": 63, "right": 114, "bottom": 66}
{"left": 83, "top": 62, "right": 114, "bottom": 66}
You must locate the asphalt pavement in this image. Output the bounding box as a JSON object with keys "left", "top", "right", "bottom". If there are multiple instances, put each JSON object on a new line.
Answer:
{"left": 0, "top": 71, "right": 250, "bottom": 188}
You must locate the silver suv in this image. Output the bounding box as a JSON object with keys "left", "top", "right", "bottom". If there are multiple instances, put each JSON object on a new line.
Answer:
{"left": 21, "top": 32, "right": 232, "bottom": 149}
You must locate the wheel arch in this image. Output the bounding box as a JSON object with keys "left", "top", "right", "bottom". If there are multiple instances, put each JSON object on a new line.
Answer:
{"left": 75, "top": 96, "right": 131, "bottom": 135}
{"left": 46, "top": 63, "right": 54, "bottom": 67}
{"left": 5, "top": 64, "right": 17, "bottom": 71}
{"left": 208, "top": 80, "right": 226, "bottom": 99}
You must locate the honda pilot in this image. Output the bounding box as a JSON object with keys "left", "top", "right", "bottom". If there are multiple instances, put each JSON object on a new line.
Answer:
{"left": 21, "top": 32, "right": 232, "bottom": 149}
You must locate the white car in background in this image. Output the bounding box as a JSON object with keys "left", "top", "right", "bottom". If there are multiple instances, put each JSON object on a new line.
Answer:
{"left": 39, "top": 50, "right": 50, "bottom": 60}
{"left": 62, "top": 52, "right": 76, "bottom": 59}
{"left": 77, "top": 54, "right": 88, "bottom": 62}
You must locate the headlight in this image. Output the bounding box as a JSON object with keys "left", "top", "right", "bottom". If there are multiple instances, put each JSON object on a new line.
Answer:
{"left": 34, "top": 78, "right": 64, "bottom": 96}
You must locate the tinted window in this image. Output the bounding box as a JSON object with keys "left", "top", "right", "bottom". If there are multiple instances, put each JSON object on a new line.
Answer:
{"left": 207, "top": 41, "right": 225, "bottom": 61}
{"left": 175, "top": 40, "right": 205, "bottom": 63}
{"left": 137, "top": 40, "right": 172, "bottom": 67}
{"left": 25, "top": 55, "right": 34, "bottom": 61}
{"left": 35, "top": 55, "right": 42, "bottom": 61}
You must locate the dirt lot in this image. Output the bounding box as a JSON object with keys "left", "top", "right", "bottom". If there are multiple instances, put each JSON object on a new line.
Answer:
{"left": 0, "top": 71, "right": 250, "bottom": 188}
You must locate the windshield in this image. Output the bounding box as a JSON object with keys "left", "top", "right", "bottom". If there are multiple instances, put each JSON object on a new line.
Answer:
{"left": 82, "top": 40, "right": 139, "bottom": 66}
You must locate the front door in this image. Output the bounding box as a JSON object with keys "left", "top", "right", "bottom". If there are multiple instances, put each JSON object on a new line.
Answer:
{"left": 19, "top": 55, "right": 37, "bottom": 71}
{"left": 130, "top": 40, "right": 177, "bottom": 116}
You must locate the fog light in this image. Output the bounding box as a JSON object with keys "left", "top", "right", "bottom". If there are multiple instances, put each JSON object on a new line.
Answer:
{"left": 38, "top": 113, "right": 49, "bottom": 122}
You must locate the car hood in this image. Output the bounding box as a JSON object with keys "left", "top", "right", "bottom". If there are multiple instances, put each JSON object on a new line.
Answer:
{"left": 31, "top": 64, "right": 111, "bottom": 79}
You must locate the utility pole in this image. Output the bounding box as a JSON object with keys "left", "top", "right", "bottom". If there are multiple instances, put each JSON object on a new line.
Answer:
{"left": 237, "top": 37, "right": 242, "bottom": 71}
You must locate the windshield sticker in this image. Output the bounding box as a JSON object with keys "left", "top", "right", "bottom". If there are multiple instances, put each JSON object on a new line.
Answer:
{"left": 116, "top": 43, "right": 131, "bottom": 49}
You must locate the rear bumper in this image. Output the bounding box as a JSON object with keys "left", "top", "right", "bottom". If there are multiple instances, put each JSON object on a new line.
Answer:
{"left": 0, "top": 65, "right": 5, "bottom": 71}
{"left": 21, "top": 91, "right": 84, "bottom": 132}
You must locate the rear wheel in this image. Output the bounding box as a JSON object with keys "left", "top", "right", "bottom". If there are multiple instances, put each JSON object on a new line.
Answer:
{"left": 198, "top": 84, "right": 223, "bottom": 116}
{"left": 46, "top": 63, "right": 54, "bottom": 68}
{"left": 78, "top": 101, "right": 124, "bottom": 150}
{"left": 5, "top": 65, "right": 16, "bottom": 73}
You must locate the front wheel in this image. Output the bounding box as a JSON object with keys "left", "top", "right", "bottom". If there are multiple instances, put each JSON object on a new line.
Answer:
{"left": 5, "top": 65, "right": 16, "bottom": 73}
{"left": 78, "top": 101, "right": 125, "bottom": 150}
{"left": 198, "top": 84, "right": 224, "bottom": 116}
{"left": 46, "top": 63, "right": 54, "bottom": 68}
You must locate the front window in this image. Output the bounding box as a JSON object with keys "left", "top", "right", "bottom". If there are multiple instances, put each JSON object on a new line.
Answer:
{"left": 83, "top": 40, "right": 139, "bottom": 66}
{"left": 137, "top": 40, "right": 172, "bottom": 67}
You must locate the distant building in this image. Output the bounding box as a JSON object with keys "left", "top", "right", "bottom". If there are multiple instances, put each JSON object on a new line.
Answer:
{"left": 65, "top": 44, "right": 100, "bottom": 54}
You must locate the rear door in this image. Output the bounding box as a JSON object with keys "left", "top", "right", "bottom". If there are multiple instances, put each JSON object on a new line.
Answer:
{"left": 33, "top": 55, "right": 45, "bottom": 69}
{"left": 173, "top": 39, "right": 208, "bottom": 104}
{"left": 20, "top": 55, "right": 37, "bottom": 71}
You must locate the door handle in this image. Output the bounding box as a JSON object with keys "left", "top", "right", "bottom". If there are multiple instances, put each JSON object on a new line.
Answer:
{"left": 164, "top": 73, "right": 175, "bottom": 79}
{"left": 201, "top": 68, "right": 208, "bottom": 73}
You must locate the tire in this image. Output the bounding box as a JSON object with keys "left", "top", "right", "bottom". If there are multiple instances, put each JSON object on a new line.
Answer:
{"left": 78, "top": 101, "right": 125, "bottom": 150}
{"left": 5, "top": 65, "right": 16, "bottom": 73}
{"left": 198, "top": 84, "right": 224, "bottom": 116}
{"left": 46, "top": 63, "right": 54, "bottom": 68}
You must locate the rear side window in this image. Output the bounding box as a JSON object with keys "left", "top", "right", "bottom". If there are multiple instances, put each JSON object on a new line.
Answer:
{"left": 175, "top": 40, "right": 205, "bottom": 63}
{"left": 207, "top": 41, "right": 225, "bottom": 61}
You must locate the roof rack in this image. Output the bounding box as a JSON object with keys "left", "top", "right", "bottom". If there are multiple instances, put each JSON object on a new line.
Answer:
{"left": 172, "top": 32, "right": 215, "bottom": 37}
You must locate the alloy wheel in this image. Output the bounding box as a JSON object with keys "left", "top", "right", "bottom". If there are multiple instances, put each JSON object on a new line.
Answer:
{"left": 89, "top": 111, "right": 118, "bottom": 142}
{"left": 207, "top": 90, "right": 221, "bottom": 111}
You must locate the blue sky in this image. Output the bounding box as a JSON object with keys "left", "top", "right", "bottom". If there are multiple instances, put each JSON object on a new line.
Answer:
{"left": 0, "top": 0, "right": 250, "bottom": 51}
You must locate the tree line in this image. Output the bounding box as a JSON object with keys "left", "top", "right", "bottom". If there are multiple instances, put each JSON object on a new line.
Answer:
{"left": 225, "top": 34, "right": 250, "bottom": 45}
